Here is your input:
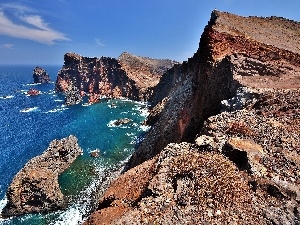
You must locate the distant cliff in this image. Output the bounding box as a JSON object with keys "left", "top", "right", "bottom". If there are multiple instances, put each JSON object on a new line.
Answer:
{"left": 55, "top": 52, "right": 177, "bottom": 104}
{"left": 84, "top": 10, "right": 300, "bottom": 225}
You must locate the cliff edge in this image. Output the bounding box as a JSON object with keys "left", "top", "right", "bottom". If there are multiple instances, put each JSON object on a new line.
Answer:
{"left": 55, "top": 52, "right": 177, "bottom": 104}
{"left": 84, "top": 10, "right": 300, "bottom": 224}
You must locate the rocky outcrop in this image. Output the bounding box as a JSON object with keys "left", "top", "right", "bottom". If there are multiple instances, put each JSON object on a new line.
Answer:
{"left": 27, "top": 88, "right": 40, "bottom": 96}
{"left": 198, "top": 87, "right": 300, "bottom": 224}
{"left": 55, "top": 52, "right": 177, "bottom": 104}
{"left": 33, "top": 66, "right": 50, "bottom": 83}
{"left": 1, "top": 135, "right": 83, "bottom": 217}
{"left": 84, "top": 143, "right": 263, "bottom": 224}
{"left": 118, "top": 52, "right": 177, "bottom": 100}
{"left": 85, "top": 10, "right": 300, "bottom": 225}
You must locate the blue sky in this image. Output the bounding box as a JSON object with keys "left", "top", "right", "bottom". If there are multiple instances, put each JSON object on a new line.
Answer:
{"left": 0, "top": 0, "right": 299, "bottom": 65}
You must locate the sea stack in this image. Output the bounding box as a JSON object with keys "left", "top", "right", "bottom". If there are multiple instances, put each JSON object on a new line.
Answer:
{"left": 33, "top": 66, "right": 50, "bottom": 83}
{"left": 1, "top": 135, "right": 83, "bottom": 217}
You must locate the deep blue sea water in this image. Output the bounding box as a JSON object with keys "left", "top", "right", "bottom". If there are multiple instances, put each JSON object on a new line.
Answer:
{"left": 0, "top": 65, "right": 149, "bottom": 224}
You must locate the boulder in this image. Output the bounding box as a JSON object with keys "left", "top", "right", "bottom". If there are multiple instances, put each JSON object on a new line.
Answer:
{"left": 1, "top": 135, "right": 83, "bottom": 217}
{"left": 33, "top": 66, "right": 50, "bottom": 83}
{"left": 223, "top": 138, "right": 268, "bottom": 177}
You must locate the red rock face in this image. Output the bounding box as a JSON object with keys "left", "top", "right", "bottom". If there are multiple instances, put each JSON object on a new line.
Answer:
{"left": 27, "top": 88, "right": 40, "bottom": 96}
{"left": 55, "top": 52, "right": 177, "bottom": 103}
{"left": 127, "top": 10, "right": 300, "bottom": 169}
{"left": 55, "top": 53, "right": 139, "bottom": 101}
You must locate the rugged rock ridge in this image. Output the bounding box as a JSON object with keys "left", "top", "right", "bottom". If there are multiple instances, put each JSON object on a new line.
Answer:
{"left": 85, "top": 10, "right": 300, "bottom": 224}
{"left": 1, "top": 135, "right": 82, "bottom": 217}
{"left": 127, "top": 9, "right": 300, "bottom": 168}
{"left": 55, "top": 52, "right": 177, "bottom": 104}
{"left": 118, "top": 52, "right": 178, "bottom": 100}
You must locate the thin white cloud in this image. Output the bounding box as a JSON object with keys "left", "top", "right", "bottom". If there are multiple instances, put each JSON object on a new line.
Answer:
{"left": 0, "top": 3, "right": 35, "bottom": 14}
{"left": 95, "top": 38, "right": 105, "bottom": 47}
{"left": 0, "top": 4, "right": 70, "bottom": 45}
{"left": 20, "top": 15, "right": 49, "bottom": 30}
{"left": 2, "top": 43, "right": 14, "bottom": 49}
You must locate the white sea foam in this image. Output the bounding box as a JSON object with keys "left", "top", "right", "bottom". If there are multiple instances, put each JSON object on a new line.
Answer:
{"left": 139, "top": 124, "right": 151, "bottom": 132}
{"left": 51, "top": 206, "right": 83, "bottom": 225}
{"left": 107, "top": 120, "right": 118, "bottom": 127}
{"left": 54, "top": 99, "right": 64, "bottom": 102}
{"left": 0, "top": 196, "right": 7, "bottom": 212}
{"left": 24, "top": 83, "right": 39, "bottom": 86}
{"left": 20, "top": 107, "right": 39, "bottom": 113}
{"left": 44, "top": 107, "right": 68, "bottom": 113}
{"left": 0, "top": 95, "right": 14, "bottom": 99}
{"left": 82, "top": 103, "right": 92, "bottom": 107}
{"left": 108, "top": 104, "right": 117, "bottom": 108}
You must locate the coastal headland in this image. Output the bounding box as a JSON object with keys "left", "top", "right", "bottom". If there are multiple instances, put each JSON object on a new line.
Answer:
{"left": 2, "top": 10, "right": 299, "bottom": 224}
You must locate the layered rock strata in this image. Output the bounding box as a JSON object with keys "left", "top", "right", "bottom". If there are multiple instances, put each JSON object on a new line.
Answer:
{"left": 55, "top": 52, "right": 177, "bottom": 104}
{"left": 33, "top": 66, "right": 50, "bottom": 83}
{"left": 1, "top": 135, "right": 83, "bottom": 217}
{"left": 85, "top": 10, "right": 300, "bottom": 224}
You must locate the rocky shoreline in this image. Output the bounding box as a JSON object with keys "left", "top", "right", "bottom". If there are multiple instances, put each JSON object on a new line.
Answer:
{"left": 2, "top": 9, "right": 299, "bottom": 225}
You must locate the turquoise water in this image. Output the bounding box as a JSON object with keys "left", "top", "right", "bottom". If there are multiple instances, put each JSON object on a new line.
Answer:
{"left": 0, "top": 65, "right": 149, "bottom": 224}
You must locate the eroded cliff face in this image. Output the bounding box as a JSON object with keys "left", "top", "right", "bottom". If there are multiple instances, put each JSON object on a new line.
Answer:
{"left": 128, "top": 10, "right": 300, "bottom": 168}
{"left": 55, "top": 52, "right": 177, "bottom": 104}
{"left": 118, "top": 52, "right": 178, "bottom": 101}
{"left": 85, "top": 10, "right": 300, "bottom": 224}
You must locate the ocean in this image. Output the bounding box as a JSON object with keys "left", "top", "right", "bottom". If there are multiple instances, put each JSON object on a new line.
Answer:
{"left": 0, "top": 65, "right": 149, "bottom": 224}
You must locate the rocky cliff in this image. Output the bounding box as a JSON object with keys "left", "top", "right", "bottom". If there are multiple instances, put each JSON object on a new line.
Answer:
{"left": 1, "top": 135, "right": 83, "bottom": 217}
{"left": 84, "top": 10, "right": 300, "bottom": 224}
{"left": 55, "top": 52, "right": 177, "bottom": 104}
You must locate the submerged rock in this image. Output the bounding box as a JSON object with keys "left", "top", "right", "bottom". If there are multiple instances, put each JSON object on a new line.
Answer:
{"left": 27, "top": 88, "right": 40, "bottom": 96}
{"left": 1, "top": 135, "right": 83, "bottom": 218}
{"left": 90, "top": 149, "right": 101, "bottom": 158}
{"left": 113, "top": 118, "right": 131, "bottom": 126}
{"left": 33, "top": 66, "right": 50, "bottom": 83}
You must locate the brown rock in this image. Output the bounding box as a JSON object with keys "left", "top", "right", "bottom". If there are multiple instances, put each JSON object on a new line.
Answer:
{"left": 85, "top": 143, "right": 263, "bottom": 224}
{"left": 33, "top": 66, "right": 50, "bottom": 83}
{"left": 1, "top": 135, "right": 83, "bottom": 217}
{"left": 27, "top": 88, "right": 40, "bottom": 96}
{"left": 90, "top": 149, "right": 100, "bottom": 158}
{"left": 223, "top": 138, "right": 268, "bottom": 177}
